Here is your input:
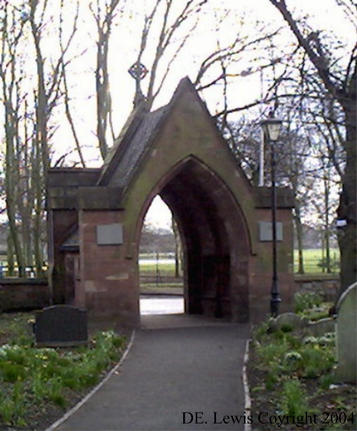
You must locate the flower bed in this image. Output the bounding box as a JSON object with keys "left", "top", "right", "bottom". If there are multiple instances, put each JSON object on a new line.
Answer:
{"left": 0, "top": 312, "right": 127, "bottom": 430}
{"left": 247, "top": 319, "right": 356, "bottom": 430}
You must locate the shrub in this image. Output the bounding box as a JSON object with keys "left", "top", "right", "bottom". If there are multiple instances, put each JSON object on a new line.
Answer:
{"left": 0, "top": 382, "right": 27, "bottom": 426}
{"left": 0, "top": 396, "right": 15, "bottom": 425}
{"left": 280, "top": 379, "right": 309, "bottom": 417}
{"left": 284, "top": 351, "right": 303, "bottom": 371}
{"left": 300, "top": 346, "right": 335, "bottom": 378}
{"left": 294, "top": 291, "right": 322, "bottom": 313}
{"left": 31, "top": 372, "right": 49, "bottom": 401}
{"left": 303, "top": 336, "right": 318, "bottom": 345}
{"left": 47, "top": 378, "right": 67, "bottom": 408}
{"left": 318, "top": 335, "right": 335, "bottom": 347}
{"left": 280, "top": 324, "right": 293, "bottom": 333}
{"left": 284, "top": 333, "right": 302, "bottom": 349}
{"left": 265, "top": 370, "right": 279, "bottom": 390}
{"left": 256, "top": 341, "right": 290, "bottom": 366}
{"left": 0, "top": 362, "right": 27, "bottom": 382}
{"left": 252, "top": 321, "right": 270, "bottom": 340}
{"left": 319, "top": 373, "right": 336, "bottom": 390}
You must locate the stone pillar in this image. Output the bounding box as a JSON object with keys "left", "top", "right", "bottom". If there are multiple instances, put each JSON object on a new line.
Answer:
{"left": 79, "top": 209, "right": 139, "bottom": 327}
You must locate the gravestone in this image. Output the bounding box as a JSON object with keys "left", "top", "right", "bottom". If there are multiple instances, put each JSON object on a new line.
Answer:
{"left": 34, "top": 305, "right": 88, "bottom": 347}
{"left": 306, "top": 317, "right": 335, "bottom": 337}
{"left": 336, "top": 282, "right": 357, "bottom": 383}
{"left": 270, "top": 312, "right": 308, "bottom": 331}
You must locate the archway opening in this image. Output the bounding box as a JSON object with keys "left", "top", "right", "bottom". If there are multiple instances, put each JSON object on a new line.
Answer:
{"left": 139, "top": 196, "right": 184, "bottom": 316}
{"left": 138, "top": 157, "right": 250, "bottom": 324}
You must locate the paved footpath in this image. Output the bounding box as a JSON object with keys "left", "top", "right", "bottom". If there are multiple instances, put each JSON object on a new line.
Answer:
{"left": 55, "top": 316, "right": 249, "bottom": 431}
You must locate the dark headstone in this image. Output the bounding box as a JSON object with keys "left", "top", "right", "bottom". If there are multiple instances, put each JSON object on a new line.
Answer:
{"left": 34, "top": 305, "right": 88, "bottom": 347}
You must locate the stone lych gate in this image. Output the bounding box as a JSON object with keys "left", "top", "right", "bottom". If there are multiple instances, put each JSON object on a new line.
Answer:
{"left": 47, "top": 78, "right": 294, "bottom": 327}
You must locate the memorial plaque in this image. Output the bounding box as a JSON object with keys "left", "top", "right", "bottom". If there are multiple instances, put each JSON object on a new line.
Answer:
{"left": 34, "top": 305, "right": 88, "bottom": 347}
{"left": 97, "top": 223, "right": 123, "bottom": 245}
{"left": 259, "top": 221, "right": 283, "bottom": 241}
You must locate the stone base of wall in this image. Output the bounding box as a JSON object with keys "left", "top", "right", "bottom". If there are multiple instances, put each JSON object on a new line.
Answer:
{"left": 294, "top": 274, "right": 340, "bottom": 302}
{"left": 0, "top": 275, "right": 340, "bottom": 318}
{"left": 0, "top": 279, "right": 50, "bottom": 312}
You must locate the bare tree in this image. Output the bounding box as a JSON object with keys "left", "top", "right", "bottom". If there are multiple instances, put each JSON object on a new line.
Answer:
{"left": 0, "top": 3, "right": 27, "bottom": 276}
{"left": 90, "top": 0, "right": 122, "bottom": 160}
{"left": 0, "top": 0, "right": 80, "bottom": 275}
{"left": 268, "top": 0, "right": 356, "bottom": 292}
{"left": 171, "top": 215, "right": 182, "bottom": 278}
{"left": 59, "top": 0, "right": 86, "bottom": 167}
{"left": 132, "top": 0, "right": 208, "bottom": 110}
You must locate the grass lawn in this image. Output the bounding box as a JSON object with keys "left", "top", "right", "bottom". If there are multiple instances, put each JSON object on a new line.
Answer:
{"left": 140, "top": 249, "right": 341, "bottom": 276}
{"left": 0, "top": 312, "right": 127, "bottom": 430}
{"left": 294, "top": 248, "right": 340, "bottom": 274}
{"left": 139, "top": 261, "right": 177, "bottom": 277}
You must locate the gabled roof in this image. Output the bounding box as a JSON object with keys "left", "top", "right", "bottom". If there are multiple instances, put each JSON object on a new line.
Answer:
{"left": 97, "top": 104, "right": 169, "bottom": 187}
{"left": 97, "top": 102, "right": 149, "bottom": 186}
{"left": 97, "top": 76, "right": 251, "bottom": 192}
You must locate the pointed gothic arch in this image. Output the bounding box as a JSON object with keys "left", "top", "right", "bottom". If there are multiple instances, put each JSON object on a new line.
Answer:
{"left": 135, "top": 156, "right": 251, "bottom": 321}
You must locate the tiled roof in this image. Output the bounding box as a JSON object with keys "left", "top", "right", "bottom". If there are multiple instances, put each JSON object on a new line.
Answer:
{"left": 97, "top": 77, "right": 193, "bottom": 190}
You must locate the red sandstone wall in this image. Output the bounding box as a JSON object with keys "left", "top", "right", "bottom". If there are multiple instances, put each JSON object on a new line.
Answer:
{"left": 0, "top": 279, "right": 50, "bottom": 311}
{"left": 249, "top": 208, "right": 295, "bottom": 322}
{"left": 78, "top": 209, "right": 139, "bottom": 327}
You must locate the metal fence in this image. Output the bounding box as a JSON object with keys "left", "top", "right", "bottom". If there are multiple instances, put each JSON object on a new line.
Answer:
{"left": 293, "top": 255, "right": 340, "bottom": 274}
{"left": 0, "top": 264, "right": 48, "bottom": 279}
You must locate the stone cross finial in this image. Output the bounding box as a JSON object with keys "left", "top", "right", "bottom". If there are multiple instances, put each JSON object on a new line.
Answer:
{"left": 128, "top": 62, "right": 148, "bottom": 108}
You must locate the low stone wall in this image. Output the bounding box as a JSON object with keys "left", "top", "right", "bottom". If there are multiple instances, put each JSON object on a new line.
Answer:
{"left": 0, "top": 274, "right": 341, "bottom": 314}
{"left": 294, "top": 274, "right": 340, "bottom": 302}
{"left": 0, "top": 278, "right": 50, "bottom": 312}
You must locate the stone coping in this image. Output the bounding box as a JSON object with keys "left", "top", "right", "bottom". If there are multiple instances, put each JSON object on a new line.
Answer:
{"left": 0, "top": 278, "right": 48, "bottom": 285}
{"left": 294, "top": 274, "right": 339, "bottom": 282}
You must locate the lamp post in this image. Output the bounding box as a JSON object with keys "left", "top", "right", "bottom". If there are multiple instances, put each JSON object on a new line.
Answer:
{"left": 261, "top": 112, "right": 283, "bottom": 317}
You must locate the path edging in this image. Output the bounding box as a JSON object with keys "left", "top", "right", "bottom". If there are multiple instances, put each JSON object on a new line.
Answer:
{"left": 243, "top": 338, "right": 251, "bottom": 431}
{"left": 44, "top": 330, "right": 136, "bottom": 431}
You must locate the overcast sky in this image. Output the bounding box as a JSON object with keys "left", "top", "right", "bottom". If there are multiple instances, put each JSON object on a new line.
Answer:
{"left": 3, "top": 1, "right": 352, "bottom": 229}
{"left": 53, "top": 0, "right": 352, "bottom": 169}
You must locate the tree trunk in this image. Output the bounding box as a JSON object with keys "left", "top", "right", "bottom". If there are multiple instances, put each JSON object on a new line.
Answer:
{"left": 171, "top": 216, "right": 182, "bottom": 278}
{"left": 294, "top": 203, "right": 304, "bottom": 274}
{"left": 338, "top": 105, "right": 357, "bottom": 291}
{"left": 33, "top": 137, "right": 44, "bottom": 276}
{"left": 321, "top": 233, "right": 325, "bottom": 273}
{"left": 324, "top": 180, "right": 331, "bottom": 273}
{"left": 4, "top": 110, "right": 26, "bottom": 277}
{"left": 7, "top": 234, "right": 14, "bottom": 277}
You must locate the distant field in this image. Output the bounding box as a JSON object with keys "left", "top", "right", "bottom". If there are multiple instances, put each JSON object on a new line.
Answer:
{"left": 139, "top": 261, "right": 176, "bottom": 277}
{"left": 140, "top": 249, "right": 340, "bottom": 276}
{"left": 293, "top": 248, "right": 340, "bottom": 274}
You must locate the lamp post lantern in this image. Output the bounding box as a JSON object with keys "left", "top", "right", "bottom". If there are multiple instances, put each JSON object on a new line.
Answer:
{"left": 261, "top": 111, "right": 283, "bottom": 317}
